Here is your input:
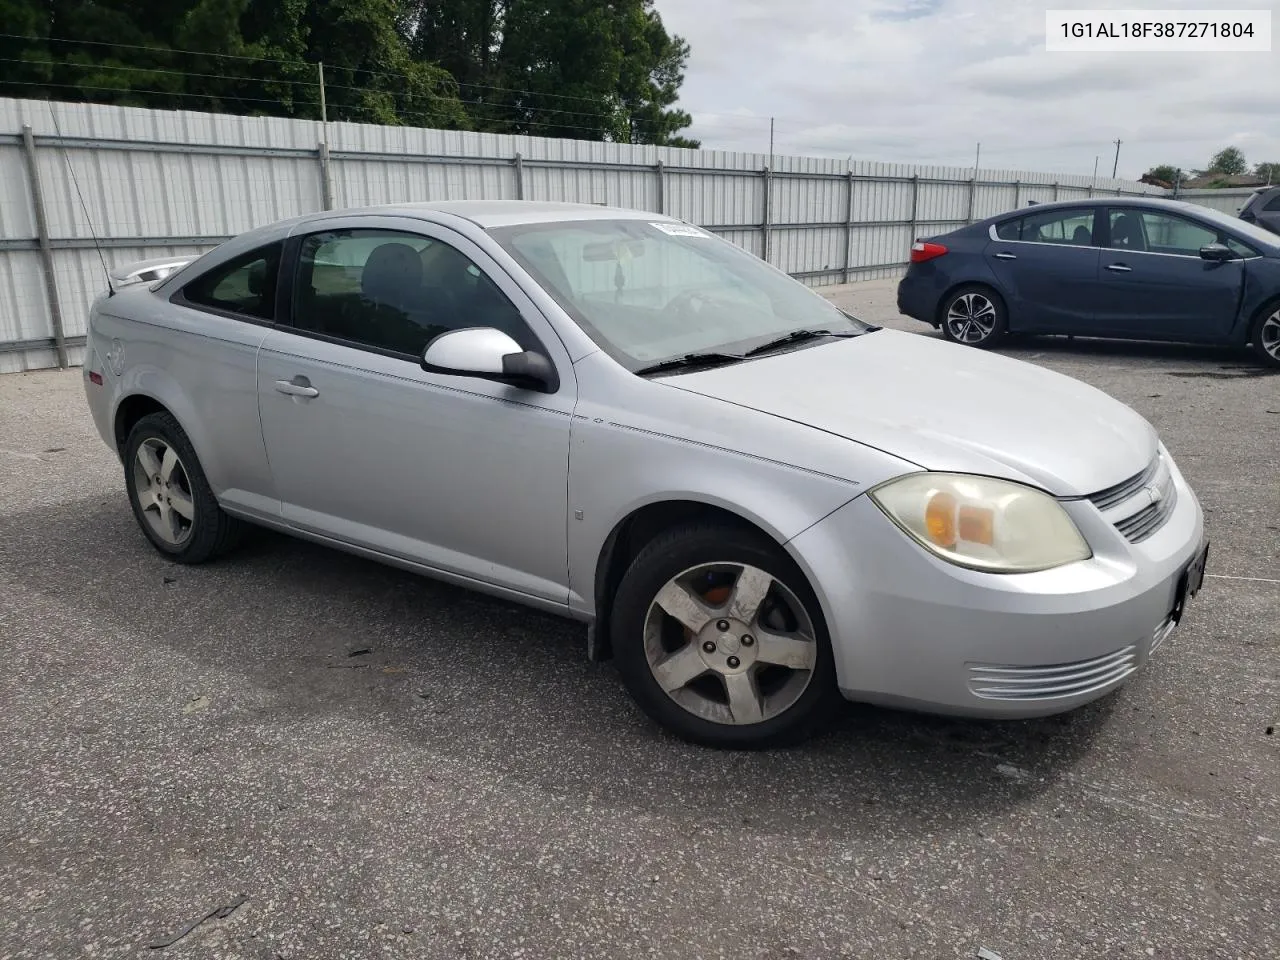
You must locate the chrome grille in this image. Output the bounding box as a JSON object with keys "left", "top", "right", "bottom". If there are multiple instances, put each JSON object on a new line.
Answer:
{"left": 1114, "top": 484, "right": 1178, "bottom": 543}
{"left": 968, "top": 646, "right": 1137, "bottom": 701}
{"left": 1087, "top": 460, "right": 1158, "bottom": 511}
{"left": 1085, "top": 454, "right": 1177, "bottom": 544}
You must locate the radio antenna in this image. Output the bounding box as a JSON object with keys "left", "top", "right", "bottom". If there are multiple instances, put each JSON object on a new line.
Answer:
{"left": 46, "top": 100, "right": 113, "bottom": 294}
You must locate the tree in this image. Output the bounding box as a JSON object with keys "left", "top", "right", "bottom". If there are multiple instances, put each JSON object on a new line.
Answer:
{"left": 1144, "top": 164, "right": 1181, "bottom": 184}
{"left": 1207, "top": 146, "right": 1247, "bottom": 175}
{"left": 0, "top": 0, "right": 698, "bottom": 143}
{"left": 1255, "top": 161, "right": 1280, "bottom": 184}
{"left": 401, "top": 0, "right": 699, "bottom": 145}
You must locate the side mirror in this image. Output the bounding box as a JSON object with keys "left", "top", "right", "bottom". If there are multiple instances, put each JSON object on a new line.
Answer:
{"left": 420, "top": 327, "right": 558, "bottom": 393}
{"left": 1199, "top": 242, "right": 1236, "bottom": 262}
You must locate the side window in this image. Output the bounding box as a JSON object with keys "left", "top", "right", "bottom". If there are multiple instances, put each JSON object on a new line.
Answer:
{"left": 1263, "top": 192, "right": 1280, "bottom": 212}
{"left": 291, "top": 229, "right": 535, "bottom": 356}
{"left": 1136, "top": 212, "right": 1218, "bottom": 256}
{"left": 182, "top": 244, "right": 281, "bottom": 320}
{"left": 1224, "top": 237, "right": 1258, "bottom": 258}
{"left": 1020, "top": 209, "right": 1095, "bottom": 246}
{"left": 994, "top": 219, "right": 1022, "bottom": 241}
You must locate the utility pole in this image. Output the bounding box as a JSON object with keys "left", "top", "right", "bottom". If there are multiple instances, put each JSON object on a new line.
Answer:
{"left": 318, "top": 61, "right": 328, "bottom": 131}
{"left": 1111, "top": 139, "right": 1122, "bottom": 178}
{"left": 974, "top": 141, "right": 981, "bottom": 174}
{"left": 769, "top": 117, "right": 775, "bottom": 169}
{"left": 1092, "top": 155, "right": 1099, "bottom": 184}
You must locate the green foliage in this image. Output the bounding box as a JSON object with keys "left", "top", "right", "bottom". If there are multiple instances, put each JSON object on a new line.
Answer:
{"left": 0, "top": 0, "right": 696, "bottom": 144}
{"left": 1207, "top": 146, "right": 1247, "bottom": 175}
{"left": 1144, "top": 164, "right": 1181, "bottom": 184}
{"left": 1254, "top": 162, "right": 1280, "bottom": 183}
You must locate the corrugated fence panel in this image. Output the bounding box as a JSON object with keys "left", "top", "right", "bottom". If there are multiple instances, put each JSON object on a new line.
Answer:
{"left": 0, "top": 96, "right": 1177, "bottom": 371}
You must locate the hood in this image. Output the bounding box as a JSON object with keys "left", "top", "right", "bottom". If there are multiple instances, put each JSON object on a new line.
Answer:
{"left": 664, "top": 330, "right": 1157, "bottom": 497}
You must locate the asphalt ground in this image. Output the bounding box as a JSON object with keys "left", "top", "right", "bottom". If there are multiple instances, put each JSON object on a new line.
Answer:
{"left": 1, "top": 276, "right": 1277, "bottom": 959}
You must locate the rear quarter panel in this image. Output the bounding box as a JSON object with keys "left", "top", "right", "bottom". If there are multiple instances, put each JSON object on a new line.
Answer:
{"left": 91, "top": 289, "right": 277, "bottom": 513}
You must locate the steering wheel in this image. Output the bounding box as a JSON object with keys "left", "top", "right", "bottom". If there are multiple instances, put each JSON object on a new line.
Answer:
{"left": 667, "top": 289, "right": 717, "bottom": 323}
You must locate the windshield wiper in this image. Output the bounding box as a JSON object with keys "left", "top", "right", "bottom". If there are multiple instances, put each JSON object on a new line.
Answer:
{"left": 742, "top": 328, "right": 865, "bottom": 357}
{"left": 633, "top": 351, "right": 747, "bottom": 376}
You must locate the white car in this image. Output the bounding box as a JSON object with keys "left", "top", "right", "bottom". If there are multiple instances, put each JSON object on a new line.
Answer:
{"left": 83, "top": 201, "right": 1209, "bottom": 747}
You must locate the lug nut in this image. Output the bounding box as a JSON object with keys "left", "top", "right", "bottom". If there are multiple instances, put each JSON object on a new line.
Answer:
{"left": 726, "top": 656, "right": 741, "bottom": 669}
{"left": 741, "top": 635, "right": 754, "bottom": 646}
{"left": 716, "top": 619, "right": 730, "bottom": 631}
{"left": 702, "top": 641, "right": 716, "bottom": 653}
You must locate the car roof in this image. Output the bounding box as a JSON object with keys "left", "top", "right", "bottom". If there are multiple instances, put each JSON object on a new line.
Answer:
{"left": 312, "top": 200, "right": 671, "bottom": 230}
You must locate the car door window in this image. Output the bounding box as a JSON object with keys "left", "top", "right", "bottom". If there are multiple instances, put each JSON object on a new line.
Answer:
{"left": 181, "top": 244, "right": 281, "bottom": 320}
{"left": 994, "top": 219, "right": 1021, "bottom": 241}
{"left": 291, "top": 228, "right": 536, "bottom": 356}
{"left": 1009, "top": 209, "right": 1095, "bottom": 246}
{"left": 1263, "top": 192, "right": 1280, "bottom": 211}
{"left": 1133, "top": 212, "right": 1220, "bottom": 257}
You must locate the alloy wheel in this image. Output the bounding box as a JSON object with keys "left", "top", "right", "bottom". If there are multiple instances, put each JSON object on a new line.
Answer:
{"left": 132, "top": 437, "right": 195, "bottom": 545}
{"left": 642, "top": 562, "right": 818, "bottom": 726}
{"left": 1261, "top": 310, "right": 1280, "bottom": 361}
{"left": 945, "top": 293, "right": 998, "bottom": 344}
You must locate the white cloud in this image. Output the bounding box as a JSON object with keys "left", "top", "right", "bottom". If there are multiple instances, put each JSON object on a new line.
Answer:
{"left": 655, "top": 0, "right": 1280, "bottom": 178}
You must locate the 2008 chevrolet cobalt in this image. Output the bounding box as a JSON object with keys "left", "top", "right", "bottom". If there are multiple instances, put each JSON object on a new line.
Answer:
{"left": 83, "top": 201, "right": 1208, "bottom": 747}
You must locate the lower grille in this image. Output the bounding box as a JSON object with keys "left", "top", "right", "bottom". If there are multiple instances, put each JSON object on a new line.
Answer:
{"left": 967, "top": 646, "right": 1137, "bottom": 701}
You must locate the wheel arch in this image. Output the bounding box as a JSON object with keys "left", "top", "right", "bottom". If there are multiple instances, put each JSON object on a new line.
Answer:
{"left": 110, "top": 367, "right": 222, "bottom": 490}
{"left": 588, "top": 497, "right": 807, "bottom": 662}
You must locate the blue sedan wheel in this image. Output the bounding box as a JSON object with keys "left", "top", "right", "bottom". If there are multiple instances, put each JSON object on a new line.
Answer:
{"left": 941, "top": 285, "right": 1008, "bottom": 349}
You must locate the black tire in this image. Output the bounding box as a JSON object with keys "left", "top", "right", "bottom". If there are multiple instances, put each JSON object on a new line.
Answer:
{"left": 610, "top": 523, "right": 841, "bottom": 749}
{"left": 939, "top": 284, "right": 1008, "bottom": 348}
{"left": 123, "top": 411, "right": 243, "bottom": 564}
{"left": 1247, "top": 301, "right": 1280, "bottom": 369}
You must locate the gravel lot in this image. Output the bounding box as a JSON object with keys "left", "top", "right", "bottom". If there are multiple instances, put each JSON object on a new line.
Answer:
{"left": 2, "top": 277, "right": 1277, "bottom": 960}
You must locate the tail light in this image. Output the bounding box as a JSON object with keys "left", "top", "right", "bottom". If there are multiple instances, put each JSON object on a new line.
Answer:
{"left": 910, "top": 241, "right": 948, "bottom": 263}
{"left": 88, "top": 371, "right": 104, "bottom": 385}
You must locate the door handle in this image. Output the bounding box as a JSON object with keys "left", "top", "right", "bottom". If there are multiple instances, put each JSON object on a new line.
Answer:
{"left": 1105, "top": 263, "right": 1132, "bottom": 273}
{"left": 274, "top": 378, "right": 319, "bottom": 398}
{"left": 993, "top": 252, "right": 1017, "bottom": 260}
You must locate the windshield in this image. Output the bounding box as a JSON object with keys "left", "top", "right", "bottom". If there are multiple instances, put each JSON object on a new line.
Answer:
{"left": 1179, "top": 202, "right": 1280, "bottom": 249}
{"left": 490, "top": 219, "right": 871, "bottom": 369}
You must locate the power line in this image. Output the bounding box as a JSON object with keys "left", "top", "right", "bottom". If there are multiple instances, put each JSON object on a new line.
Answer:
{"left": 2, "top": 78, "right": 678, "bottom": 139}
{"left": 0, "top": 32, "right": 635, "bottom": 110}
{"left": 0, "top": 57, "right": 666, "bottom": 125}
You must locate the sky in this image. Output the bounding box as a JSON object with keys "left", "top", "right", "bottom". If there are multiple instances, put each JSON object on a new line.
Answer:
{"left": 656, "top": 0, "right": 1279, "bottom": 180}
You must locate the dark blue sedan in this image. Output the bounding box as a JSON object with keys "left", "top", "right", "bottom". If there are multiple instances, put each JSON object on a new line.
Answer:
{"left": 896, "top": 197, "right": 1280, "bottom": 368}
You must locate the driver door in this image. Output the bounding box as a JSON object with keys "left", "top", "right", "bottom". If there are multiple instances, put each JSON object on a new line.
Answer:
{"left": 256, "top": 216, "right": 576, "bottom": 606}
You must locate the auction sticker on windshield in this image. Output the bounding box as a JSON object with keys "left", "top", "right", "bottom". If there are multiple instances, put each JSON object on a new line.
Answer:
{"left": 651, "top": 223, "right": 713, "bottom": 238}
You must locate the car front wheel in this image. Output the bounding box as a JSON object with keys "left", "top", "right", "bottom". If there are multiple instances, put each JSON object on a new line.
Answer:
{"left": 611, "top": 523, "right": 841, "bottom": 748}
{"left": 940, "top": 285, "right": 1008, "bottom": 348}
{"left": 1249, "top": 303, "right": 1280, "bottom": 369}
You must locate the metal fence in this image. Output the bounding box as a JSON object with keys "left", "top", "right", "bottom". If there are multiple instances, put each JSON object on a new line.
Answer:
{"left": 1, "top": 96, "right": 1172, "bottom": 373}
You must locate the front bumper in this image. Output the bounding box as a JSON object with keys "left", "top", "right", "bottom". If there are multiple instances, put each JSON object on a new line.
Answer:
{"left": 789, "top": 458, "right": 1205, "bottom": 718}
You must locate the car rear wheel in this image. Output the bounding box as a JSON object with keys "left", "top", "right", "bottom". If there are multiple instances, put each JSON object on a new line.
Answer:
{"left": 1248, "top": 303, "right": 1280, "bottom": 369}
{"left": 123, "top": 412, "right": 243, "bottom": 563}
{"left": 940, "top": 285, "right": 1008, "bottom": 348}
{"left": 610, "top": 523, "right": 840, "bottom": 748}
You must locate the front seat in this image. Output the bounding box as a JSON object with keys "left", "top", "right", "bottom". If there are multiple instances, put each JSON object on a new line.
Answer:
{"left": 1110, "top": 214, "right": 1145, "bottom": 251}
{"left": 359, "top": 243, "right": 437, "bottom": 353}
{"left": 1071, "top": 225, "right": 1092, "bottom": 245}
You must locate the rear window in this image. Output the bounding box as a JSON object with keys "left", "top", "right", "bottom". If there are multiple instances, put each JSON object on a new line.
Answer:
{"left": 181, "top": 244, "right": 282, "bottom": 321}
{"left": 1264, "top": 192, "right": 1280, "bottom": 212}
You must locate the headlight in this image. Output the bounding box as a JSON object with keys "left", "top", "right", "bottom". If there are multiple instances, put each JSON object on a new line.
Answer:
{"left": 869, "top": 473, "right": 1091, "bottom": 573}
